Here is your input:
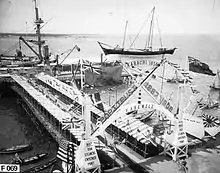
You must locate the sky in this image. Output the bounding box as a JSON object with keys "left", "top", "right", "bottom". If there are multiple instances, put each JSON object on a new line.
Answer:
{"left": 0, "top": 0, "right": 220, "bottom": 35}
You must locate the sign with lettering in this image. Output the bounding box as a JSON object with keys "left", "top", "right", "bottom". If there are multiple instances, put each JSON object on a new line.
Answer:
{"left": 125, "top": 60, "right": 159, "bottom": 68}
{"left": 182, "top": 113, "right": 204, "bottom": 139}
{"left": 124, "top": 102, "right": 175, "bottom": 121}
{"left": 176, "top": 121, "right": 188, "bottom": 146}
{"left": 75, "top": 139, "right": 100, "bottom": 170}
{"left": 164, "top": 120, "right": 188, "bottom": 146}
{"left": 143, "top": 81, "right": 174, "bottom": 113}
{"left": 36, "top": 73, "right": 82, "bottom": 103}
{"left": 106, "top": 84, "right": 137, "bottom": 117}
{"left": 125, "top": 102, "right": 154, "bottom": 113}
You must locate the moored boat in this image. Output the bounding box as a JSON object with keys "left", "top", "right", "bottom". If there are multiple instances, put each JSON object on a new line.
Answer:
{"left": 22, "top": 157, "right": 57, "bottom": 173}
{"left": 98, "top": 41, "right": 177, "bottom": 56}
{"left": 210, "top": 69, "right": 220, "bottom": 90}
{"left": 12, "top": 153, "right": 48, "bottom": 165}
{"left": 0, "top": 144, "right": 32, "bottom": 154}
{"left": 199, "top": 101, "right": 219, "bottom": 109}
{"left": 98, "top": 7, "right": 177, "bottom": 57}
{"left": 198, "top": 94, "right": 219, "bottom": 109}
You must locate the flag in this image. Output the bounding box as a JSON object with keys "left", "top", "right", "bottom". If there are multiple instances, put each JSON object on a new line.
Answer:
{"left": 82, "top": 60, "right": 102, "bottom": 74}
{"left": 90, "top": 92, "right": 104, "bottom": 112}
{"left": 62, "top": 117, "right": 73, "bottom": 130}
{"left": 202, "top": 114, "right": 220, "bottom": 128}
{"left": 57, "top": 140, "right": 76, "bottom": 164}
{"left": 188, "top": 56, "right": 215, "bottom": 76}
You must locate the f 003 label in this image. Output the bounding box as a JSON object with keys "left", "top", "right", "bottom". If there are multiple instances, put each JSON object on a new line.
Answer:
{"left": 0, "top": 164, "right": 20, "bottom": 172}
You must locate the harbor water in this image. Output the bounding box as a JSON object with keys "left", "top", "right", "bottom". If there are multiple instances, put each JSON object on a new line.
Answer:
{"left": 0, "top": 90, "right": 57, "bottom": 172}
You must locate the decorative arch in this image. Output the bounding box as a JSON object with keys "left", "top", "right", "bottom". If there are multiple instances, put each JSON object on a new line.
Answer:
{"left": 92, "top": 101, "right": 176, "bottom": 137}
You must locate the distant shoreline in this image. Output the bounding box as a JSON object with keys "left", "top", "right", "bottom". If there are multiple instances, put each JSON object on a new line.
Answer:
{"left": 0, "top": 32, "right": 100, "bottom": 38}
{"left": 1, "top": 32, "right": 219, "bottom": 38}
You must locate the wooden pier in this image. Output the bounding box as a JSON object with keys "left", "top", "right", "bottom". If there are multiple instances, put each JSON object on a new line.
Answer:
{"left": 0, "top": 71, "right": 189, "bottom": 171}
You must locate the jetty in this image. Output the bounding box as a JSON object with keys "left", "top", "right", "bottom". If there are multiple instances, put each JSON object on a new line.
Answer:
{"left": 0, "top": 57, "right": 190, "bottom": 172}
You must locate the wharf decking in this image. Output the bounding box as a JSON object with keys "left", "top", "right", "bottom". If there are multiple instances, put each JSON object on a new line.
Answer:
{"left": 5, "top": 74, "right": 125, "bottom": 166}
{"left": 1, "top": 73, "right": 189, "bottom": 166}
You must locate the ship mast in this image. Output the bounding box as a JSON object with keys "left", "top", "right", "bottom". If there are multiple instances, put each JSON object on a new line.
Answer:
{"left": 34, "top": 0, "right": 44, "bottom": 61}
{"left": 145, "top": 6, "right": 155, "bottom": 50}
{"left": 122, "top": 20, "right": 128, "bottom": 49}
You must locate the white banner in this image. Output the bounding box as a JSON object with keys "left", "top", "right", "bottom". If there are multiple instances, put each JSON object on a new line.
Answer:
{"left": 182, "top": 113, "right": 204, "bottom": 139}
{"left": 125, "top": 59, "right": 159, "bottom": 67}
{"left": 75, "top": 139, "right": 100, "bottom": 170}
{"left": 164, "top": 119, "right": 188, "bottom": 147}
{"left": 143, "top": 81, "right": 174, "bottom": 112}
{"left": 36, "top": 73, "right": 82, "bottom": 104}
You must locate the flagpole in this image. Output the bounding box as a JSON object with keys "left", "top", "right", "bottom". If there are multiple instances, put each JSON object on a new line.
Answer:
{"left": 80, "top": 57, "right": 83, "bottom": 91}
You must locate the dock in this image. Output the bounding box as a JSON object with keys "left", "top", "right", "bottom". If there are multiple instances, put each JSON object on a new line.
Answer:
{"left": 1, "top": 73, "right": 155, "bottom": 168}
{"left": 1, "top": 74, "right": 125, "bottom": 166}
{"left": 0, "top": 71, "right": 190, "bottom": 171}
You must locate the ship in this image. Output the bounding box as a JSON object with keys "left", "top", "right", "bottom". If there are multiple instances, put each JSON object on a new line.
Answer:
{"left": 0, "top": 0, "right": 45, "bottom": 68}
{"left": 12, "top": 153, "right": 48, "bottom": 165}
{"left": 0, "top": 2, "right": 75, "bottom": 69}
{"left": 198, "top": 93, "right": 219, "bottom": 109}
{"left": 166, "top": 69, "right": 185, "bottom": 83}
{"left": 98, "top": 41, "right": 177, "bottom": 56}
{"left": 0, "top": 144, "right": 32, "bottom": 154}
{"left": 98, "top": 7, "right": 177, "bottom": 57}
{"left": 210, "top": 69, "right": 220, "bottom": 90}
{"left": 22, "top": 157, "right": 57, "bottom": 173}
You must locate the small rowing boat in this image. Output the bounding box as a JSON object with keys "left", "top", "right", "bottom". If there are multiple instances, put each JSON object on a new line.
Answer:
{"left": 22, "top": 157, "right": 57, "bottom": 173}
{"left": 0, "top": 144, "right": 32, "bottom": 154}
{"left": 12, "top": 153, "right": 48, "bottom": 165}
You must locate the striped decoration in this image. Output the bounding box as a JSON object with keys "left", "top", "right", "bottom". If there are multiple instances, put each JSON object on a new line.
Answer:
{"left": 138, "top": 89, "right": 141, "bottom": 104}
{"left": 202, "top": 114, "right": 220, "bottom": 128}
{"left": 57, "top": 140, "right": 76, "bottom": 164}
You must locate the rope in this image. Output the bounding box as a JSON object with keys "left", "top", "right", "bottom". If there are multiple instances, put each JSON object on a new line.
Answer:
{"left": 159, "top": 55, "right": 166, "bottom": 104}
{"left": 145, "top": 7, "right": 155, "bottom": 49}
{"left": 129, "top": 8, "right": 153, "bottom": 49}
{"left": 156, "top": 16, "right": 163, "bottom": 47}
{"left": 212, "top": 0, "right": 216, "bottom": 13}
{"left": 40, "top": 17, "right": 53, "bottom": 30}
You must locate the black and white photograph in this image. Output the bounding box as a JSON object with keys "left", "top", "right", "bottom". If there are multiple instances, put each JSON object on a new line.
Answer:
{"left": 0, "top": 0, "right": 220, "bottom": 172}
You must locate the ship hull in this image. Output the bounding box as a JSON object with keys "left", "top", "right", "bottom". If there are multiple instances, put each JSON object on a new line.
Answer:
{"left": 0, "top": 144, "right": 32, "bottom": 154}
{"left": 98, "top": 42, "right": 177, "bottom": 57}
